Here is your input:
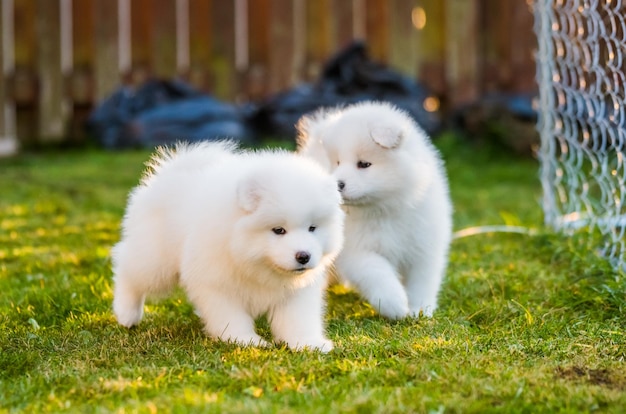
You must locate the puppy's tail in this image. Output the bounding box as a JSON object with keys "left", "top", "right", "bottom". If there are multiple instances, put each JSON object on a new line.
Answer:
{"left": 141, "top": 140, "right": 238, "bottom": 184}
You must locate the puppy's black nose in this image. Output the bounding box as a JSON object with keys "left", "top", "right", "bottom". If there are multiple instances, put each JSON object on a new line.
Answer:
{"left": 338, "top": 181, "right": 345, "bottom": 191}
{"left": 295, "top": 251, "right": 310, "bottom": 265}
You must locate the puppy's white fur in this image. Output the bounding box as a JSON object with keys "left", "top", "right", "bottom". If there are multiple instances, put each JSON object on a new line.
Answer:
{"left": 112, "top": 141, "right": 344, "bottom": 351}
{"left": 297, "top": 102, "right": 452, "bottom": 319}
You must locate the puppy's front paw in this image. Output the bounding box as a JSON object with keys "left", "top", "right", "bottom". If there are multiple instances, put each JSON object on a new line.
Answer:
{"left": 360, "top": 274, "right": 409, "bottom": 320}
{"left": 376, "top": 298, "right": 409, "bottom": 320}
{"left": 287, "top": 337, "right": 334, "bottom": 353}
{"left": 409, "top": 306, "right": 435, "bottom": 318}
{"left": 113, "top": 298, "right": 144, "bottom": 328}
{"left": 367, "top": 287, "right": 409, "bottom": 320}
{"left": 408, "top": 296, "right": 438, "bottom": 318}
{"left": 219, "top": 333, "right": 270, "bottom": 348}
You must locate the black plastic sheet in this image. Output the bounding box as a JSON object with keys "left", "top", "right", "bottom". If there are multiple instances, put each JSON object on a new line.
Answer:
{"left": 87, "top": 42, "right": 442, "bottom": 149}
{"left": 248, "top": 41, "right": 442, "bottom": 139}
{"left": 86, "top": 79, "right": 255, "bottom": 149}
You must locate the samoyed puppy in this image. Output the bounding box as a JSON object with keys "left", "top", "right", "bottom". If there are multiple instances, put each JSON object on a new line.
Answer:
{"left": 111, "top": 141, "right": 344, "bottom": 352}
{"left": 297, "top": 101, "right": 452, "bottom": 319}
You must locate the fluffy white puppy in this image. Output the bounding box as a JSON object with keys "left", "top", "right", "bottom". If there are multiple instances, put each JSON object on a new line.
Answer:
{"left": 297, "top": 101, "right": 452, "bottom": 319}
{"left": 112, "top": 141, "right": 344, "bottom": 352}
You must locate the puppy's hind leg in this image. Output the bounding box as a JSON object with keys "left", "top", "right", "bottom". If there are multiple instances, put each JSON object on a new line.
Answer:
{"left": 405, "top": 254, "right": 447, "bottom": 318}
{"left": 111, "top": 241, "right": 172, "bottom": 327}
{"left": 337, "top": 252, "right": 409, "bottom": 320}
{"left": 112, "top": 275, "right": 146, "bottom": 328}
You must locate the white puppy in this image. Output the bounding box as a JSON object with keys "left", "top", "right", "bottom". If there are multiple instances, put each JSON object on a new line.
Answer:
{"left": 297, "top": 101, "right": 452, "bottom": 319}
{"left": 112, "top": 141, "right": 344, "bottom": 352}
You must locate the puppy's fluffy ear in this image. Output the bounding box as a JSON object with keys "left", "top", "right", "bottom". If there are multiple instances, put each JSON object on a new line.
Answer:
{"left": 296, "top": 112, "right": 326, "bottom": 150}
{"left": 369, "top": 125, "right": 403, "bottom": 149}
{"left": 237, "top": 177, "right": 263, "bottom": 213}
{"left": 295, "top": 114, "right": 315, "bottom": 150}
{"left": 296, "top": 109, "right": 336, "bottom": 171}
{"left": 296, "top": 107, "right": 341, "bottom": 149}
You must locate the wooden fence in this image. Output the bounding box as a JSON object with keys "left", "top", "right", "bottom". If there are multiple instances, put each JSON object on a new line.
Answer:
{"left": 0, "top": 0, "right": 537, "bottom": 151}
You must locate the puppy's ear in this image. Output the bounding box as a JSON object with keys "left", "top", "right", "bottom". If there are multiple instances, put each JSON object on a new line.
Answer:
{"left": 296, "top": 113, "right": 328, "bottom": 151}
{"left": 296, "top": 107, "right": 340, "bottom": 150}
{"left": 295, "top": 114, "right": 315, "bottom": 150}
{"left": 369, "top": 125, "right": 403, "bottom": 149}
{"left": 296, "top": 110, "right": 335, "bottom": 171}
{"left": 237, "top": 176, "right": 263, "bottom": 213}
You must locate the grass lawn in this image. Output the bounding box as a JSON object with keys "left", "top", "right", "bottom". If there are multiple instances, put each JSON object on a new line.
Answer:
{"left": 1, "top": 136, "right": 625, "bottom": 413}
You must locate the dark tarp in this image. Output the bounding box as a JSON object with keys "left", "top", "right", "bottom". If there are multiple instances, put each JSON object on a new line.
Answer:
{"left": 248, "top": 41, "right": 442, "bottom": 139}
{"left": 86, "top": 79, "right": 255, "bottom": 149}
{"left": 86, "top": 41, "right": 442, "bottom": 149}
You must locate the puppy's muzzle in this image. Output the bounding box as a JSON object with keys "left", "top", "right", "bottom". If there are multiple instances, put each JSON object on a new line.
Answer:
{"left": 295, "top": 251, "right": 311, "bottom": 265}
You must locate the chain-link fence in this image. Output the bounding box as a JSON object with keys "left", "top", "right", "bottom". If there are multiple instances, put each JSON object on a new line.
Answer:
{"left": 534, "top": 0, "right": 626, "bottom": 269}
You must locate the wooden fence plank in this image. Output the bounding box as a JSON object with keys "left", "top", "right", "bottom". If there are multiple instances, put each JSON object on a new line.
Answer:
{"left": 0, "top": 3, "right": 5, "bottom": 144}
{"left": 482, "top": 0, "right": 535, "bottom": 94}
{"left": 292, "top": 0, "right": 306, "bottom": 83}
{"left": 331, "top": 0, "right": 355, "bottom": 49}
{"left": 305, "top": 0, "right": 332, "bottom": 80}
{"left": 13, "top": 0, "right": 37, "bottom": 145}
{"left": 153, "top": 0, "right": 178, "bottom": 78}
{"left": 73, "top": 0, "right": 94, "bottom": 70}
{"left": 482, "top": 0, "right": 510, "bottom": 92}
{"left": 511, "top": 1, "right": 537, "bottom": 94}
{"left": 188, "top": 0, "right": 212, "bottom": 90}
{"left": 268, "top": 0, "right": 296, "bottom": 92}
{"left": 13, "top": 0, "right": 36, "bottom": 69}
{"left": 71, "top": 0, "right": 94, "bottom": 104}
{"left": 93, "top": 0, "right": 119, "bottom": 101}
{"left": 445, "top": 0, "right": 479, "bottom": 106}
{"left": 389, "top": 0, "right": 418, "bottom": 77}
{"left": 247, "top": 0, "right": 270, "bottom": 99}
{"left": 176, "top": 0, "right": 190, "bottom": 74}
{"left": 0, "top": 0, "right": 18, "bottom": 155}
{"left": 248, "top": 0, "right": 270, "bottom": 67}
{"left": 130, "top": 0, "right": 151, "bottom": 83}
{"left": 211, "top": 1, "right": 236, "bottom": 100}
{"left": 364, "top": 0, "right": 389, "bottom": 63}
{"left": 72, "top": 0, "right": 95, "bottom": 100}
{"left": 37, "top": 0, "right": 66, "bottom": 142}
{"left": 415, "top": 0, "right": 446, "bottom": 97}
{"left": 69, "top": 0, "right": 95, "bottom": 144}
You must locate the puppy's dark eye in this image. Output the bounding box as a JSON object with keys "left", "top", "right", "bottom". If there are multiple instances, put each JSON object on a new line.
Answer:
{"left": 272, "top": 227, "right": 286, "bottom": 235}
{"left": 308, "top": 225, "right": 316, "bottom": 232}
{"left": 357, "top": 161, "right": 372, "bottom": 169}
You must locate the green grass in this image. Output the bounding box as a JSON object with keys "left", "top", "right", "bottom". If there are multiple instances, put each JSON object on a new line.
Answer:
{"left": 1, "top": 137, "right": 625, "bottom": 413}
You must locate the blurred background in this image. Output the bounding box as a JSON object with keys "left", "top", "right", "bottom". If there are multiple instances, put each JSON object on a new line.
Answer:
{"left": 0, "top": 0, "right": 538, "bottom": 154}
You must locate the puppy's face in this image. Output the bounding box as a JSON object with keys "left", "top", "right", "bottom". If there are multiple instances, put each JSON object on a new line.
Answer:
{"left": 332, "top": 126, "right": 406, "bottom": 205}
{"left": 233, "top": 162, "right": 344, "bottom": 276}
{"left": 300, "top": 118, "right": 406, "bottom": 206}
{"left": 257, "top": 213, "right": 337, "bottom": 274}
